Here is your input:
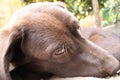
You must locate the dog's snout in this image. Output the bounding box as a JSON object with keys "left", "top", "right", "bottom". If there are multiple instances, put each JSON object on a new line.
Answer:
{"left": 102, "top": 57, "right": 120, "bottom": 77}
{"left": 108, "top": 61, "right": 119, "bottom": 75}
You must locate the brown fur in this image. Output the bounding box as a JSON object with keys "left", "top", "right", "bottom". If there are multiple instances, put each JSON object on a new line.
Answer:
{"left": 0, "top": 2, "right": 119, "bottom": 80}
{"left": 82, "top": 28, "right": 120, "bottom": 61}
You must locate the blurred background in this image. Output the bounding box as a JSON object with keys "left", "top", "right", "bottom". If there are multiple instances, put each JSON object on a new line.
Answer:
{"left": 0, "top": 0, "right": 120, "bottom": 28}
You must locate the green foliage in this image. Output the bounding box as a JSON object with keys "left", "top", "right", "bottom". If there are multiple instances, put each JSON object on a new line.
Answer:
{"left": 64, "top": 0, "right": 106, "bottom": 20}
{"left": 102, "top": 0, "right": 120, "bottom": 27}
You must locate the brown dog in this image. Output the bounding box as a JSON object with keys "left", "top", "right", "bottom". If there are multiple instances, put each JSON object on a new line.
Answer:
{"left": 0, "top": 2, "right": 119, "bottom": 80}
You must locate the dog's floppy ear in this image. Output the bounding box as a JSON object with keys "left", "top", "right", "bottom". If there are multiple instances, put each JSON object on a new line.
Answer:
{"left": 0, "top": 27, "right": 24, "bottom": 80}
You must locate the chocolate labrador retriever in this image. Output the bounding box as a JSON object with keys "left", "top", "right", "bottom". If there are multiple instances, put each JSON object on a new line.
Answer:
{"left": 0, "top": 2, "right": 120, "bottom": 80}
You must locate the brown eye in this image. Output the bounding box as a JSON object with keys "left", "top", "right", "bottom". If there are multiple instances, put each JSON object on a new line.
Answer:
{"left": 51, "top": 44, "right": 71, "bottom": 63}
{"left": 54, "top": 45, "right": 65, "bottom": 55}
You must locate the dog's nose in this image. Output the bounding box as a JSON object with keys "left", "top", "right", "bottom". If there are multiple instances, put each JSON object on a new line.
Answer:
{"left": 103, "top": 57, "right": 120, "bottom": 77}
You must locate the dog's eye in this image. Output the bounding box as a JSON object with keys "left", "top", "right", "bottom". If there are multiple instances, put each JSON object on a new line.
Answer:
{"left": 51, "top": 44, "right": 70, "bottom": 63}
{"left": 54, "top": 45, "right": 66, "bottom": 55}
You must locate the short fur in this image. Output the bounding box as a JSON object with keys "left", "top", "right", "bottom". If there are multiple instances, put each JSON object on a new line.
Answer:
{"left": 0, "top": 2, "right": 120, "bottom": 80}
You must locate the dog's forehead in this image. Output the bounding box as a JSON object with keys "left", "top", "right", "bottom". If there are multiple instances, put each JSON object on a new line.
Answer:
{"left": 30, "top": 13, "right": 68, "bottom": 32}
{"left": 10, "top": 2, "right": 67, "bottom": 20}
{"left": 6, "top": 2, "right": 70, "bottom": 31}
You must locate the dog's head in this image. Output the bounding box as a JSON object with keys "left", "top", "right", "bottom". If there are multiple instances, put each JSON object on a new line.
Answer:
{"left": 0, "top": 2, "right": 119, "bottom": 80}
